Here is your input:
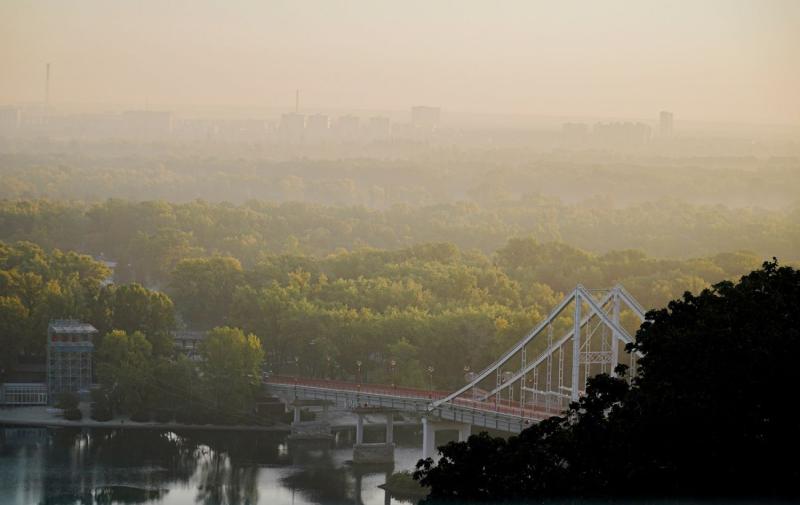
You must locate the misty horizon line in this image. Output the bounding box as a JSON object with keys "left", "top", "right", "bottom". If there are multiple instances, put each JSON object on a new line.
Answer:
{"left": 5, "top": 101, "right": 800, "bottom": 131}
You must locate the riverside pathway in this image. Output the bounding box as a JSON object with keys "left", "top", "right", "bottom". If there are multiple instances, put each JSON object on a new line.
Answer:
{"left": 0, "top": 405, "right": 288, "bottom": 432}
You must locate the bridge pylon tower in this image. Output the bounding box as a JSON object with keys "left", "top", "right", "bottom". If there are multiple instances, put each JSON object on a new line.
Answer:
{"left": 431, "top": 284, "right": 646, "bottom": 415}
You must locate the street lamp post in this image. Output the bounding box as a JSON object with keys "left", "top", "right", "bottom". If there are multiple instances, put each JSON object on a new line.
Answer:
{"left": 308, "top": 339, "right": 317, "bottom": 377}
{"left": 390, "top": 359, "right": 397, "bottom": 389}
{"left": 326, "top": 355, "right": 332, "bottom": 380}
{"left": 356, "top": 360, "right": 363, "bottom": 390}
{"left": 503, "top": 370, "right": 514, "bottom": 407}
{"left": 464, "top": 365, "right": 477, "bottom": 401}
{"left": 427, "top": 365, "right": 435, "bottom": 393}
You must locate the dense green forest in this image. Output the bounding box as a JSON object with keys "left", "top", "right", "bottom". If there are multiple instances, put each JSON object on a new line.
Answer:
{"left": 1, "top": 145, "right": 798, "bottom": 208}
{"left": 0, "top": 241, "right": 173, "bottom": 367}
{"left": 1, "top": 144, "right": 796, "bottom": 423}
{"left": 92, "top": 326, "right": 263, "bottom": 424}
{"left": 0, "top": 241, "right": 263, "bottom": 423}
{"left": 168, "top": 241, "right": 769, "bottom": 389}
{"left": 0, "top": 237, "right": 767, "bottom": 393}
{"left": 1, "top": 199, "right": 796, "bottom": 290}
{"left": 3, "top": 137, "right": 797, "bottom": 268}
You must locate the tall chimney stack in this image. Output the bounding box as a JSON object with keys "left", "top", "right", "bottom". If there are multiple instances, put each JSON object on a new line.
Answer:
{"left": 45, "top": 63, "right": 50, "bottom": 108}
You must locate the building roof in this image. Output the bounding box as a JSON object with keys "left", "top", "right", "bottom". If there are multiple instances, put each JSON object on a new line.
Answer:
{"left": 174, "top": 330, "right": 206, "bottom": 341}
{"left": 48, "top": 320, "right": 98, "bottom": 334}
{"left": 2, "top": 382, "right": 48, "bottom": 390}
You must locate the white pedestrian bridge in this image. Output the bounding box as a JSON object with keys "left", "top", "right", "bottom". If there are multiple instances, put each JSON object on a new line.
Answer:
{"left": 264, "top": 284, "right": 647, "bottom": 461}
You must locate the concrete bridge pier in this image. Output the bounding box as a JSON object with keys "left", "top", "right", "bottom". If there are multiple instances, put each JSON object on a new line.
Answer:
{"left": 292, "top": 401, "right": 329, "bottom": 423}
{"left": 353, "top": 407, "right": 397, "bottom": 464}
{"left": 287, "top": 399, "right": 334, "bottom": 442}
{"left": 421, "top": 417, "right": 472, "bottom": 460}
{"left": 355, "top": 411, "right": 394, "bottom": 444}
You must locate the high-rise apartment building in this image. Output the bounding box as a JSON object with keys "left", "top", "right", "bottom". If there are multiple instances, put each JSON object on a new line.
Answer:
{"left": 411, "top": 106, "right": 441, "bottom": 131}
{"left": 280, "top": 113, "right": 306, "bottom": 142}
{"left": 306, "top": 114, "right": 330, "bottom": 141}
{"left": 659, "top": 111, "right": 674, "bottom": 136}
{"left": 368, "top": 116, "right": 392, "bottom": 141}
{"left": 335, "top": 115, "right": 360, "bottom": 141}
{"left": 0, "top": 107, "right": 21, "bottom": 133}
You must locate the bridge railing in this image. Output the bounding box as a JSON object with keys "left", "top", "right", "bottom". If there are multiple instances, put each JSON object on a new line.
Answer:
{"left": 447, "top": 396, "right": 566, "bottom": 420}
{"left": 265, "top": 375, "right": 567, "bottom": 422}
{"left": 265, "top": 375, "right": 449, "bottom": 401}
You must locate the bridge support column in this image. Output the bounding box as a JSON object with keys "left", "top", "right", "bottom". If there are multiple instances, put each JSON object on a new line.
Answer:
{"left": 288, "top": 400, "right": 334, "bottom": 442}
{"left": 386, "top": 413, "right": 394, "bottom": 444}
{"left": 422, "top": 416, "right": 435, "bottom": 460}
{"left": 422, "top": 417, "right": 472, "bottom": 460}
{"left": 356, "top": 413, "right": 364, "bottom": 445}
{"left": 352, "top": 407, "right": 397, "bottom": 464}
{"left": 458, "top": 424, "right": 471, "bottom": 442}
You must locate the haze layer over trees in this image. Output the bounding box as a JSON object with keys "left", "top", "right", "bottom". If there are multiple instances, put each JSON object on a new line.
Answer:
{"left": 0, "top": 138, "right": 797, "bottom": 423}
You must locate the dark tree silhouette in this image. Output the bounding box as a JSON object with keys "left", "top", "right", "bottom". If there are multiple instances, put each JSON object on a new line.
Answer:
{"left": 415, "top": 260, "right": 800, "bottom": 500}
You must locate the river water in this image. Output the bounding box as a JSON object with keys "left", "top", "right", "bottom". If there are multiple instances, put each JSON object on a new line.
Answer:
{"left": 0, "top": 425, "right": 435, "bottom": 505}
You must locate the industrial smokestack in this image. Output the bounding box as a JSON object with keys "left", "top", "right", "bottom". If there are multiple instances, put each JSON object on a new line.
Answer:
{"left": 45, "top": 63, "right": 50, "bottom": 108}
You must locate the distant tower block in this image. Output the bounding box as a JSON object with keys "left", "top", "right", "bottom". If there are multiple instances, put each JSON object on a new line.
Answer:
{"left": 306, "top": 114, "right": 330, "bottom": 141}
{"left": 659, "top": 111, "right": 674, "bottom": 136}
{"left": 280, "top": 112, "right": 305, "bottom": 143}
{"left": 411, "top": 106, "right": 441, "bottom": 131}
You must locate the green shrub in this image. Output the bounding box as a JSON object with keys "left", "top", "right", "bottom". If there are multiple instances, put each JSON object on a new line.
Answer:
{"left": 63, "top": 408, "right": 83, "bottom": 421}
{"left": 174, "top": 407, "right": 193, "bottom": 424}
{"left": 174, "top": 402, "right": 212, "bottom": 424}
{"left": 130, "top": 410, "right": 150, "bottom": 422}
{"left": 56, "top": 392, "right": 79, "bottom": 410}
{"left": 154, "top": 409, "right": 174, "bottom": 423}
{"left": 383, "top": 471, "right": 429, "bottom": 498}
{"left": 90, "top": 402, "right": 113, "bottom": 422}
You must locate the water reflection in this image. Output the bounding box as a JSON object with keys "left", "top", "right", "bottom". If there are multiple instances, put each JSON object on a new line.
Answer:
{"left": 94, "top": 486, "right": 166, "bottom": 504}
{"left": 195, "top": 453, "right": 260, "bottom": 505}
{"left": 0, "top": 426, "right": 419, "bottom": 505}
{"left": 1, "top": 427, "right": 783, "bottom": 505}
{"left": 282, "top": 464, "right": 350, "bottom": 503}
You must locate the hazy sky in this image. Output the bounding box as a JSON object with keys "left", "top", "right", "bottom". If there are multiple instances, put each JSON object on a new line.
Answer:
{"left": 2, "top": 0, "right": 799, "bottom": 124}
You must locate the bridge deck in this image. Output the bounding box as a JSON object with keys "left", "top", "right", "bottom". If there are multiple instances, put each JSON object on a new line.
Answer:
{"left": 264, "top": 376, "right": 566, "bottom": 434}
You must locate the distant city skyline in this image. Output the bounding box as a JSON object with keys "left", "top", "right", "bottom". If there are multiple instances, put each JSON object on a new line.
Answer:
{"left": 2, "top": 1, "right": 798, "bottom": 125}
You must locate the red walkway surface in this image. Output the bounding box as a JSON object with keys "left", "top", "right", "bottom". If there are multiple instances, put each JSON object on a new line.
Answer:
{"left": 266, "top": 375, "right": 565, "bottom": 422}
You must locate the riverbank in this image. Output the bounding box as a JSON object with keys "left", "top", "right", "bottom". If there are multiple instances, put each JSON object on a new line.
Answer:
{"left": 0, "top": 405, "right": 420, "bottom": 433}
{"left": 0, "top": 405, "right": 290, "bottom": 432}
